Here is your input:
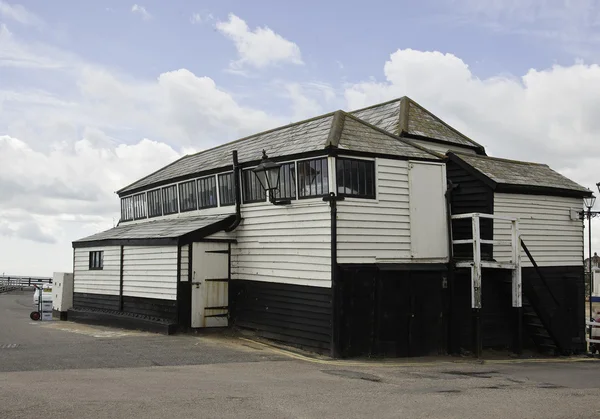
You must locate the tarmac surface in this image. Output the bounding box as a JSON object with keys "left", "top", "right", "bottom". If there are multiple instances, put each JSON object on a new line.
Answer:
{"left": 1, "top": 290, "right": 600, "bottom": 419}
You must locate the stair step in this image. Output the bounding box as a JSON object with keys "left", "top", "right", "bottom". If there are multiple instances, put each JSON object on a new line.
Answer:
{"left": 531, "top": 330, "right": 552, "bottom": 339}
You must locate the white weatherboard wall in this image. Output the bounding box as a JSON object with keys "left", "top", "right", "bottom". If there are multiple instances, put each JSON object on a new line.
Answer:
{"left": 493, "top": 193, "right": 584, "bottom": 267}
{"left": 73, "top": 247, "right": 121, "bottom": 295}
{"left": 337, "top": 158, "right": 448, "bottom": 264}
{"left": 230, "top": 202, "right": 331, "bottom": 288}
{"left": 122, "top": 246, "right": 178, "bottom": 300}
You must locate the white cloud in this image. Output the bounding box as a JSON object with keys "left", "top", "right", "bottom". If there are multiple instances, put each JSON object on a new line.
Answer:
{"left": 345, "top": 47, "right": 600, "bottom": 252}
{"left": 216, "top": 14, "right": 303, "bottom": 70}
{"left": 131, "top": 4, "right": 152, "bottom": 21}
{"left": 190, "top": 12, "right": 213, "bottom": 25}
{"left": 0, "top": 30, "right": 284, "bottom": 275}
{"left": 282, "top": 81, "right": 339, "bottom": 120}
{"left": 0, "top": 1, "right": 43, "bottom": 27}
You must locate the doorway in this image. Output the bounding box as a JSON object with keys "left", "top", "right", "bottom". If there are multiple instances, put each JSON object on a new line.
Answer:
{"left": 190, "top": 241, "right": 230, "bottom": 328}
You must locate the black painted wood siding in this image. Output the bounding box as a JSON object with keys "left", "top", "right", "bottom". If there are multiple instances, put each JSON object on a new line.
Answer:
{"left": 522, "top": 265, "right": 586, "bottom": 351}
{"left": 446, "top": 161, "right": 494, "bottom": 260}
{"left": 452, "top": 265, "right": 585, "bottom": 353}
{"left": 73, "top": 292, "right": 120, "bottom": 311}
{"left": 73, "top": 293, "right": 177, "bottom": 322}
{"left": 229, "top": 280, "right": 332, "bottom": 354}
{"left": 122, "top": 296, "right": 177, "bottom": 322}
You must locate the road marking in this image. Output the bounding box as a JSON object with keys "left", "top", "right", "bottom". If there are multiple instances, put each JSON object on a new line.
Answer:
{"left": 0, "top": 344, "right": 19, "bottom": 349}
{"left": 239, "top": 338, "right": 600, "bottom": 368}
{"left": 34, "top": 322, "right": 150, "bottom": 338}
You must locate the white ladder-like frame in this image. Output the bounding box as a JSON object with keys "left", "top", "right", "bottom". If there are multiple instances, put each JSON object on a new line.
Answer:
{"left": 451, "top": 213, "right": 522, "bottom": 309}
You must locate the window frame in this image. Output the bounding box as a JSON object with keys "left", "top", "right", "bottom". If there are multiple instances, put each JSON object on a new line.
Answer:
{"left": 162, "top": 184, "right": 179, "bottom": 215}
{"left": 178, "top": 180, "right": 198, "bottom": 213}
{"left": 197, "top": 175, "right": 218, "bottom": 209}
{"left": 218, "top": 172, "right": 236, "bottom": 207}
{"left": 297, "top": 157, "right": 330, "bottom": 199}
{"left": 120, "top": 196, "right": 134, "bottom": 222}
{"left": 273, "top": 161, "right": 297, "bottom": 200}
{"left": 88, "top": 251, "right": 104, "bottom": 270}
{"left": 242, "top": 169, "right": 267, "bottom": 204}
{"left": 147, "top": 188, "right": 163, "bottom": 218}
{"left": 335, "top": 157, "right": 376, "bottom": 199}
{"left": 132, "top": 193, "right": 147, "bottom": 220}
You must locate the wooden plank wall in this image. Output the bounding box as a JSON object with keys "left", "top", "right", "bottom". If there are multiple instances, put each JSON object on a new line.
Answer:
{"left": 122, "top": 246, "right": 178, "bottom": 300}
{"left": 494, "top": 194, "right": 584, "bottom": 267}
{"left": 73, "top": 247, "right": 121, "bottom": 295}
{"left": 230, "top": 279, "right": 332, "bottom": 354}
{"left": 337, "top": 158, "right": 411, "bottom": 263}
{"left": 231, "top": 203, "right": 331, "bottom": 288}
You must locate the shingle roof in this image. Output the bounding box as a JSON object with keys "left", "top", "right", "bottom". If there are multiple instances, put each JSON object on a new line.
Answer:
{"left": 118, "top": 110, "right": 441, "bottom": 195}
{"left": 118, "top": 113, "right": 335, "bottom": 195}
{"left": 73, "top": 214, "right": 235, "bottom": 244}
{"left": 449, "top": 153, "right": 591, "bottom": 195}
{"left": 350, "top": 97, "right": 485, "bottom": 152}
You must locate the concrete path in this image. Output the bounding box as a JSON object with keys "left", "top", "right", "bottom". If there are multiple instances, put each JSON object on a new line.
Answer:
{"left": 1, "top": 291, "right": 599, "bottom": 419}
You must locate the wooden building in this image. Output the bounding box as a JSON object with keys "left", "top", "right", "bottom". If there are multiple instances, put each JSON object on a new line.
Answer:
{"left": 70, "top": 97, "right": 591, "bottom": 357}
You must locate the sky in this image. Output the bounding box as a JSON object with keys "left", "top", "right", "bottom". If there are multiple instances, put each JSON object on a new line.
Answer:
{"left": 1, "top": 0, "right": 600, "bottom": 276}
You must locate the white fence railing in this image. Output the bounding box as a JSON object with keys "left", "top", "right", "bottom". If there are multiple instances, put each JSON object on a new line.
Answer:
{"left": 451, "top": 213, "right": 521, "bottom": 309}
{"left": 0, "top": 276, "right": 52, "bottom": 293}
{"left": 587, "top": 320, "right": 600, "bottom": 345}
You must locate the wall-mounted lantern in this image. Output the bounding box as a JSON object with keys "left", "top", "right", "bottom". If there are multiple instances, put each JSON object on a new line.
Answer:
{"left": 253, "top": 150, "right": 291, "bottom": 205}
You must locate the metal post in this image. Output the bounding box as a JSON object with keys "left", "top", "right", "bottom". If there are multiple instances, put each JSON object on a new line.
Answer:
{"left": 471, "top": 215, "right": 482, "bottom": 358}
{"left": 511, "top": 220, "right": 523, "bottom": 355}
{"left": 589, "top": 209, "right": 593, "bottom": 344}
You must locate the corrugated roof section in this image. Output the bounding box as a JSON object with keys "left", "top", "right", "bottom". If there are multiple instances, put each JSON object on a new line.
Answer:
{"left": 74, "top": 214, "right": 235, "bottom": 243}
{"left": 118, "top": 114, "right": 335, "bottom": 195}
{"left": 339, "top": 115, "right": 439, "bottom": 160}
{"left": 454, "top": 153, "right": 590, "bottom": 193}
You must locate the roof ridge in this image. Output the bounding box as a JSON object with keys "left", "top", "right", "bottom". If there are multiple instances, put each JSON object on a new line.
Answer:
{"left": 452, "top": 151, "right": 549, "bottom": 167}
{"left": 344, "top": 112, "right": 445, "bottom": 159}
{"left": 406, "top": 98, "right": 485, "bottom": 150}
{"left": 326, "top": 110, "right": 346, "bottom": 147}
{"left": 348, "top": 97, "right": 404, "bottom": 114}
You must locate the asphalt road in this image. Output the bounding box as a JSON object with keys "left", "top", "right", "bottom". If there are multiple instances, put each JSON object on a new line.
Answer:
{"left": 1, "top": 290, "right": 600, "bottom": 419}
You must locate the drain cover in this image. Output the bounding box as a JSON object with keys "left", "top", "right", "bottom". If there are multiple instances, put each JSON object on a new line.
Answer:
{"left": 0, "top": 344, "right": 19, "bottom": 349}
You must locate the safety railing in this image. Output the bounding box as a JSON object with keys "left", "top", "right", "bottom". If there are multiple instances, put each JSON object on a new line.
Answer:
{"left": 0, "top": 276, "right": 52, "bottom": 292}
{"left": 451, "top": 213, "right": 521, "bottom": 309}
{"left": 587, "top": 319, "right": 600, "bottom": 346}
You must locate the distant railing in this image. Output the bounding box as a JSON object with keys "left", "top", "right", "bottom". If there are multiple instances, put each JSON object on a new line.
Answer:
{"left": 587, "top": 319, "right": 600, "bottom": 345}
{"left": 0, "top": 275, "right": 52, "bottom": 293}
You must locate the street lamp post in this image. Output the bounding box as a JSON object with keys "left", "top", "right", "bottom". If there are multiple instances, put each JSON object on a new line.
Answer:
{"left": 584, "top": 195, "right": 596, "bottom": 343}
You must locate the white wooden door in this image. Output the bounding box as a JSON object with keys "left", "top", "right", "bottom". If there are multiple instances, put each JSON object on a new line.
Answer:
{"left": 408, "top": 161, "right": 448, "bottom": 260}
{"left": 191, "top": 242, "right": 229, "bottom": 328}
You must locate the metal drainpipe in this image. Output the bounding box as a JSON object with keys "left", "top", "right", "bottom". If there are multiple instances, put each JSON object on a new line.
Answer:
{"left": 324, "top": 192, "right": 344, "bottom": 358}
{"left": 225, "top": 150, "right": 242, "bottom": 232}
